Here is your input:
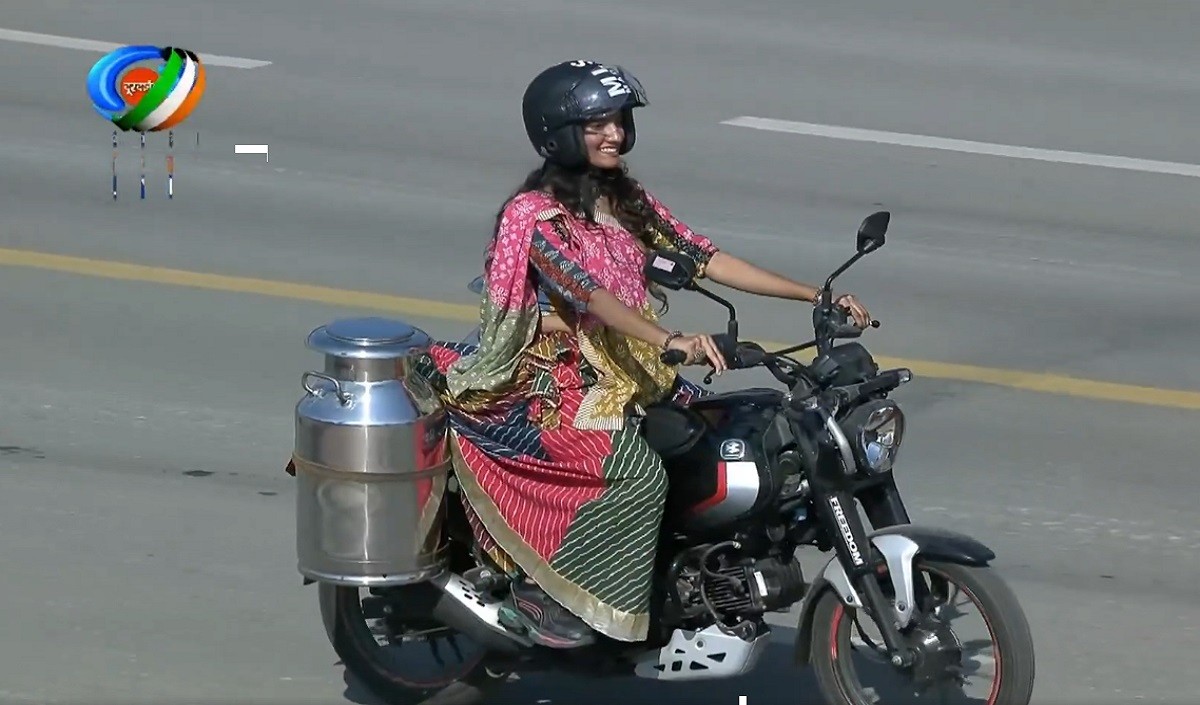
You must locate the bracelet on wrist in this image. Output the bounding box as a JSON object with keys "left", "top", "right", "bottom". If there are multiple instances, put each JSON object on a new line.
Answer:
{"left": 661, "top": 330, "right": 683, "bottom": 350}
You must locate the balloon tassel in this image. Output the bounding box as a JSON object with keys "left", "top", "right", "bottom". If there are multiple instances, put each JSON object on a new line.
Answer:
{"left": 139, "top": 132, "right": 146, "bottom": 200}
{"left": 111, "top": 131, "right": 118, "bottom": 201}
{"left": 167, "top": 130, "right": 174, "bottom": 199}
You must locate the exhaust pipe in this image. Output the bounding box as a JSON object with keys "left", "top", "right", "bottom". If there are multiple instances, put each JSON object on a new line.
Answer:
{"left": 427, "top": 572, "right": 529, "bottom": 655}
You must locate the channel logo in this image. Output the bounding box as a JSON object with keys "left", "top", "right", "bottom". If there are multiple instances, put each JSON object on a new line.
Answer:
{"left": 86, "top": 45, "right": 206, "bottom": 132}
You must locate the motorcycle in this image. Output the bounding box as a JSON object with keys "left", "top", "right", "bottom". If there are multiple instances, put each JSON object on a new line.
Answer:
{"left": 287, "top": 211, "right": 1035, "bottom": 705}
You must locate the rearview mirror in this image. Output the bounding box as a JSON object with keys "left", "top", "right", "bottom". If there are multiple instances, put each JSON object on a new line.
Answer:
{"left": 643, "top": 249, "right": 696, "bottom": 290}
{"left": 856, "top": 211, "right": 890, "bottom": 254}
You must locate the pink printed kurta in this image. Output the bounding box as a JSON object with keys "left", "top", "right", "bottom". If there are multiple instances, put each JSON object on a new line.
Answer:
{"left": 413, "top": 187, "right": 719, "bottom": 643}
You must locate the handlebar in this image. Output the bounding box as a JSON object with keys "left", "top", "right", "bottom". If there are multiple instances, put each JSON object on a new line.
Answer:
{"left": 656, "top": 312, "right": 877, "bottom": 370}
{"left": 660, "top": 348, "right": 688, "bottom": 365}
{"left": 656, "top": 323, "right": 908, "bottom": 412}
{"left": 788, "top": 367, "right": 912, "bottom": 413}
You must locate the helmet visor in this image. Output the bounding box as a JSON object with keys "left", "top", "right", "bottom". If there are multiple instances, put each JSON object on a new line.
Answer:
{"left": 561, "top": 64, "right": 648, "bottom": 122}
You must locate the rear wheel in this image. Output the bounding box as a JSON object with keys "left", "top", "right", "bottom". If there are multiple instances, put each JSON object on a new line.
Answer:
{"left": 319, "top": 582, "right": 508, "bottom": 704}
{"left": 810, "top": 560, "right": 1035, "bottom": 705}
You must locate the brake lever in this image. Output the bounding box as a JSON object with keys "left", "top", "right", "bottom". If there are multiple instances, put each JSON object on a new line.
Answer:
{"left": 701, "top": 333, "right": 739, "bottom": 384}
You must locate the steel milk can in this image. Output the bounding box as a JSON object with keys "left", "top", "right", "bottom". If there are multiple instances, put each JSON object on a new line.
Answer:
{"left": 292, "top": 316, "right": 450, "bottom": 586}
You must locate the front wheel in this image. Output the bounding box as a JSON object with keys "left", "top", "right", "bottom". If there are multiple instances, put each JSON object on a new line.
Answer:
{"left": 809, "top": 560, "right": 1035, "bottom": 705}
{"left": 318, "top": 582, "right": 508, "bottom": 705}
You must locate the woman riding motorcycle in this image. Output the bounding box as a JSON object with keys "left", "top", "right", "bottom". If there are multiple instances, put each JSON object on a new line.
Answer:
{"left": 414, "top": 59, "right": 871, "bottom": 648}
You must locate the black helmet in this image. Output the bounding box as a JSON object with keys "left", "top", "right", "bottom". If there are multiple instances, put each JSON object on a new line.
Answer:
{"left": 521, "top": 60, "right": 648, "bottom": 167}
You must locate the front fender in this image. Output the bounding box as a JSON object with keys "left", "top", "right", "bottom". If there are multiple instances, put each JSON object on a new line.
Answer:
{"left": 793, "top": 523, "right": 995, "bottom": 665}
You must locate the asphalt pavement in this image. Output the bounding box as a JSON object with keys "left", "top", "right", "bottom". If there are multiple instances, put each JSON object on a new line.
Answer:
{"left": 1, "top": 1, "right": 1199, "bottom": 703}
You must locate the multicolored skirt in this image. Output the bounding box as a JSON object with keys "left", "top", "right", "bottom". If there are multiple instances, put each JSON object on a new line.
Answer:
{"left": 412, "top": 331, "right": 705, "bottom": 643}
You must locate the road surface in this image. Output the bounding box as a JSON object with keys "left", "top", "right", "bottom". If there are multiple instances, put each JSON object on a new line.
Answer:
{"left": 1, "top": 1, "right": 1199, "bottom": 702}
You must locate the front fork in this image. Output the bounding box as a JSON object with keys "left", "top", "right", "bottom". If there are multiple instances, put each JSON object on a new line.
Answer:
{"left": 790, "top": 405, "right": 922, "bottom": 665}
{"left": 813, "top": 485, "right": 919, "bottom": 666}
{"left": 857, "top": 477, "right": 934, "bottom": 609}
{"left": 858, "top": 480, "right": 911, "bottom": 527}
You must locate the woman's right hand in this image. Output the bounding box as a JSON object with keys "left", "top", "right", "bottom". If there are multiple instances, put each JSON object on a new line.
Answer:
{"left": 665, "top": 333, "right": 728, "bottom": 373}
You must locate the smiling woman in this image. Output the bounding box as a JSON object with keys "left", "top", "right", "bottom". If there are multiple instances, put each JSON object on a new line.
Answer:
{"left": 582, "top": 112, "right": 625, "bottom": 169}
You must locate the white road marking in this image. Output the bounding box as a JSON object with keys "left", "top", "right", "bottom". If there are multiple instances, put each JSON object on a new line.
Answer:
{"left": 722, "top": 115, "right": 1200, "bottom": 179}
{"left": 234, "top": 144, "right": 269, "bottom": 161}
{"left": 0, "top": 27, "right": 271, "bottom": 68}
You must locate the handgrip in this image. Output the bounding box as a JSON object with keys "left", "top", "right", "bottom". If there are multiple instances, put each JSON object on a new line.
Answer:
{"left": 857, "top": 368, "right": 909, "bottom": 396}
{"left": 660, "top": 349, "right": 688, "bottom": 365}
{"left": 830, "top": 317, "right": 880, "bottom": 338}
{"left": 711, "top": 333, "right": 738, "bottom": 365}
{"left": 858, "top": 370, "right": 900, "bottom": 396}
{"left": 831, "top": 322, "right": 863, "bottom": 338}
{"left": 821, "top": 301, "right": 881, "bottom": 338}
{"left": 733, "top": 342, "right": 767, "bottom": 368}
{"left": 660, "top": 333, "right": 738, "bottom": 367}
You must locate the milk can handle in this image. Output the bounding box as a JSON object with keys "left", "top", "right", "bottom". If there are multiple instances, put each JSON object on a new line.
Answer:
{"left": 302, "top": 371, "right": 351, "bottom": 405}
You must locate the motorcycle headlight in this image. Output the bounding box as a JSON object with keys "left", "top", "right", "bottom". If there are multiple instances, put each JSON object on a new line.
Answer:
{"left": 847, "top": 400, "right": 905, "bottom": 473}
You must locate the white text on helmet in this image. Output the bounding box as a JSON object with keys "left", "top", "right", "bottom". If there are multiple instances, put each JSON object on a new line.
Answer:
{"left": 587, "top": 66, "right": 630, "bottom": 97}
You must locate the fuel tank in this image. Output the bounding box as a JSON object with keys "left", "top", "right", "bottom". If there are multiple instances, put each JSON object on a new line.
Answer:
{"left": 640, "top": 388, "right": 798, "bottom": 533}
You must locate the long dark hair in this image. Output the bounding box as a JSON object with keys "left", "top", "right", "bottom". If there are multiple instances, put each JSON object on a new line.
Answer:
{"left": 488, "top": 159, "right": 671, "bottom": 313}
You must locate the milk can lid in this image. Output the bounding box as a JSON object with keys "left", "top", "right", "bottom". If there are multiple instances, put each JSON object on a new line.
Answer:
{"left": 306, "top": 317, "right": 433, "bottom": 358}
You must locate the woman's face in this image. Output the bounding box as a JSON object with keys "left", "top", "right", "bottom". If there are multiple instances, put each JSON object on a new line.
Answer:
{"left": 583, "top": 112, "right": 624, "bottom": 169}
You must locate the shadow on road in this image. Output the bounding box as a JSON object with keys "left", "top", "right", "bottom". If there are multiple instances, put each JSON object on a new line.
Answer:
{"left": 336, "top": 625, "right": 925, "bottom": 705}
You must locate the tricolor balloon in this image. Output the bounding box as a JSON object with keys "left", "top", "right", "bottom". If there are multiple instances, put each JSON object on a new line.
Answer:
{"left": 86, "top": 45, "right": 206, "bottom": 132}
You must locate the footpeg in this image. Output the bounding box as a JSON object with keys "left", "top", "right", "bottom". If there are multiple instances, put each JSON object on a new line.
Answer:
{"left": 464, "top": 566, "right": 507, "bottom": 592}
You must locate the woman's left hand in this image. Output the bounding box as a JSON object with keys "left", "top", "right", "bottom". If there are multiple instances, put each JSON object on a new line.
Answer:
{"left": 835, "top": 293, "right": 872, "bottom": 328}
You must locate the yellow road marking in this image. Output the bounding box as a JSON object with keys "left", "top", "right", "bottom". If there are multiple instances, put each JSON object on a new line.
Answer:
{"left": 2, "top": 246, "right": 1198, "bottom": 410}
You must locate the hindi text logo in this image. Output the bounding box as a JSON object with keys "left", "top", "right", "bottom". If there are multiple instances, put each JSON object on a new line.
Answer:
{"left": 86, "top": 45, "right": 206, "bottom": 132}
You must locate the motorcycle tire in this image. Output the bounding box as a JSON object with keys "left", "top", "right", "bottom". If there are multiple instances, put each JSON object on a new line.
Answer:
{"left": 809, "top": 559, "right": 1035, "bottom": 705}
{"left": 319, "top": 582, "right": 507, "bottom": 705}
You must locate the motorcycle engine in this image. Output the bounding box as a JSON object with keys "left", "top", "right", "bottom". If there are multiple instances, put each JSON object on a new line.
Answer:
{"left": 703, "top": 556, "right": 808, "bottom": 616}
{"left": 670, "top": 545, "right": 808, "bottom": 624}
